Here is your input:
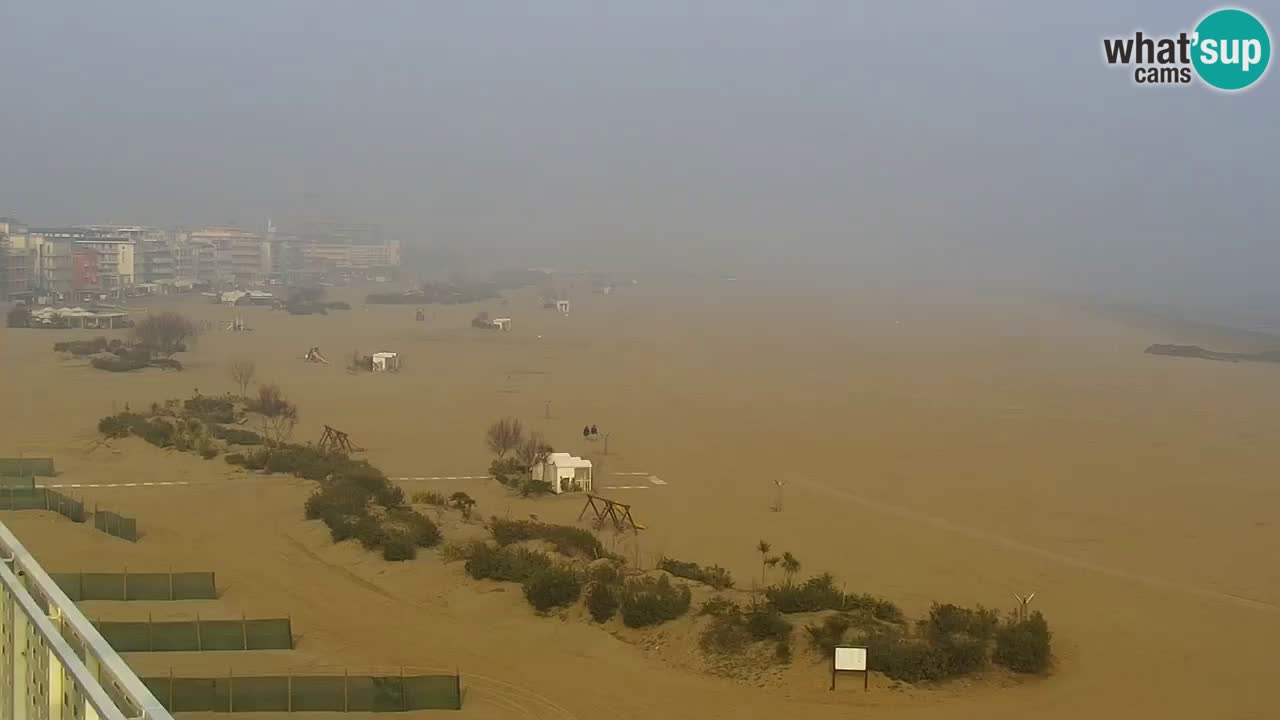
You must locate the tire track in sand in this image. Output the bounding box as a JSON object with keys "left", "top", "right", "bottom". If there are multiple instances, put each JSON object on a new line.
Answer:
{"left": 795, "top": 478, "right": 1280, "bottom": 615}
{"left": 280, "top": 535, "right": 578, "bottom": 720}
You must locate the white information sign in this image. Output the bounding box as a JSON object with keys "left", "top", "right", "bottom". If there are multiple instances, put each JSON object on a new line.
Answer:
{"left": 834, "top": 646, "right": 867, "bottom": 672}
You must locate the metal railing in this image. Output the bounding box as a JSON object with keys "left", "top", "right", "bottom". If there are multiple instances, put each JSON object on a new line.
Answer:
{"left": 0, "top": 521, "right": 171, "bottom": 720}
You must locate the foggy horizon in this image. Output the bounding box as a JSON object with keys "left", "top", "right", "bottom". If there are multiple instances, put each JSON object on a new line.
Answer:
{"left": 2, "top": 1, "right": 1276, "bottom": 321}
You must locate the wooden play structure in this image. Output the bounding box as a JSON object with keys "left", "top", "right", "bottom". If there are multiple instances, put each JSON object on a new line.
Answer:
{"left": 578, "top": 494, "right": 644, "bottom": 532}
{"left": 318, "top": 425, "right": 362, "bottom": 454}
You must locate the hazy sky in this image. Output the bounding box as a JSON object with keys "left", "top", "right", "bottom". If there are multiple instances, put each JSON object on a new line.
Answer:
{"left": 1, "top": 2, "right": 1276, "bottom": 310}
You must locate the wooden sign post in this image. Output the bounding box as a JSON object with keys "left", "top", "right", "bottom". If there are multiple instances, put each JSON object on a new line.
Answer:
{"left": 831, "top": 645, "right": 869, "bottom": 691}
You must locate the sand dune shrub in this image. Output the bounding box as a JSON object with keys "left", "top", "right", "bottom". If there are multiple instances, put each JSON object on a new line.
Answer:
{"left": 54, "top": 337, "right": 110, "bottom": 355}
{"left": 183, "top": 395, "right": 235, "bottom": 423}
{"left": 619, "top": 575, "right": 691, "bottom": 628}
{"left": 523, "top": 566, "right": 581, "bottom": 612}
{"left": 98, "top": 412, "right": 144, "bottom": 438}
{"left": 585, "top": 581, "right": 619, "bottom": 622}
{"left": 412, "top": 490, "right": 447, "bottom": 506}
{"left": 488, "top": 519, "right": 604, "bottom": 558}
{"left": 766, "top": 573, "right": 903, "bottom": 622}
{"left": 994, "top": 611, "right": 1052, "bottom": 674}
{"left": 387, "top": 508, "right": 442, "bottom": 547}
{"left": 91, "top": 354, "right": 150, "bottom": 372}
{"left": 464, "top": 544, "right": 553, "bottom": 583}
{"left": 657, "top": 557, "right": 734, "bottom": 589}
{"left": 381, "top": 532, "right": 417, "bottom": 561}
{"left": 700, "top": 600, "right": 791, "bottom": 655}
{"left": 207, "top": 425, "right": 263, "bottom": 445}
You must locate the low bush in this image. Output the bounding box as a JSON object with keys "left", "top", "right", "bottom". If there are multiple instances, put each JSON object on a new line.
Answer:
{"left": 700, "top": 600, "right": 791, "bottom": 655}
{"left": 199, "top": 446, "right": 219, "bottom": 459}
{"left": 464, "top": 544, "right": 554, "bottom": 583}
{"left": 489, "top": 457, "right": 526, "bottom": 486}
{"left": 225, "top": 452, "right": 246, "bottom": 466}
{"left": 488, "top": 519, "right": 604, "bottom": 558}
{"left": 765, "top": 573, "right": 903, "bottom": 622}
{"left": 97, "top": 412, "right": 145, "bottom": 438}
{"left": 136, "top": 419, "right": 176, "bottom": 448}
{"left": 585, "top": 581, "right": 619, "bottom": 622}
{"left": 518, "top": 479, "right": 554, "bottom": 497}
{"left": 619, "top": 575, "right": 691, "bottom": 628}
{"left": 586, "top": 559, "right": 623, "bottom": 585}
{"left": 439, "top": 540, "right": 480, "bottom": 563}
{"left": 657, "top": 557, "right": 735, "bottom": 590}
{"left": 386, "top": 508, "right": 442, "bottom": 547}
{"left": 993, "top": 612, "right": 1052, "bottom": 674}
{"left": 90, "top": 354, "right": 150, "bottom": 372}
{"left": 353, "top": 515, "right": 387, "bottom": 550}
{"left": 806, "top": 615, "right": 854, "bottom": 656}
{"left": 866, "top": 631, "right": 953, "bottom": 684}
{"left": 207, "top": 425, "right": 263, "bottom": 445}
{"left": 522, "top": 566, "right": 582, "bottom": 612}
{"left": 184, "top": 396, "right": 236, "bottom": 424}
{"left": 381, "top": 532, "right": 418, "bottom": 561}
{"left": 54, "top": 337, "right": 109, "bottom": 356}
{"left": 745, "top": 603, "right": 792, "bottom": 642}
{"left": 412, "top": 490, "right": 448, "bottom": 506}
{"left": 305, "top": 483, "right": 373, "bottom": 522}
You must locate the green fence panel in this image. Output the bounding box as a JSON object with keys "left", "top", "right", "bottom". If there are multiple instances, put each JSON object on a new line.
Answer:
{"left": 0, "top": 458, "right": 55, "bottom": 477}
{"left": 93, "top": 510, "right": 139, "bottom": 542}
{"left": 47, "top": 490, "right": 86, "bottom": 522}
{"left": 0, "top": 476, "right": 34, "bottom": 489}
{"left": 95, "top": 622, "right": 152, "bottom": 653}
{"left": 345, "top": 676, "right": 407, "bottom": 713}
{"left": 82, "top": 573, "right": 126, "bottom": 600}
{"left": 126, "top": 573, "right": 172, "bottom": 600}
{"left": 404, "top": 675, "right": 462, "bottom": 710}
{"left": 143, "top": 675, "right": 461, "bottom": 712}
{"left": 288, "top": 676, "right": 347, "bottom": 712}
{"left": 168, "top": 678, "right": 230, "bottom": 713}
{"left": 171, "top": 572, "right": 217, "bottom": 599}
{"left": 230, "top": 677, "right": 289, "bottom": 712}
{"left": 51, "top": 574, "right": 82, "bottom": 602}
{"left": 142, "top": 678, "right": 170, "bottom": 709}
{"left": 243, "top": 618, "right": 293, "bottom": 650}
{"left": 3, "top": 489, "right": 48, "bottom": 511}
{"left": 199, "top": 621, "right": 247, "bottom": 651}
{"left": 150, "top": 622, "right": 199, "bottom": 652}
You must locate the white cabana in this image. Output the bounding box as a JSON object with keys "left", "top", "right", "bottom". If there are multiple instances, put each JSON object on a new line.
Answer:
{"left": 371, "top": 352, "right": 401, "bottom": 372}
{"left": 531, "top": 452, "right": 593, "bottom": 494}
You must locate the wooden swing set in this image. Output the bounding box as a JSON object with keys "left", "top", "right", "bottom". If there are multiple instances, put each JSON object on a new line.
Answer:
{"left": 578, "top": 494, "right": 644, "bottom": 532}
{"left": 318, "top": 425, "right": 362, "bottom": 454}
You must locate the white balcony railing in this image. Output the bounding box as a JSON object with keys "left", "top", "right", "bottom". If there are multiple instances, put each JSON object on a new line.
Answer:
{"left": 0, "top": 522, "right": 172, "bottom": 720}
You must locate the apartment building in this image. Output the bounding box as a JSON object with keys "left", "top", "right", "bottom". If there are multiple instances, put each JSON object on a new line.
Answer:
{"left": 137, "top": 239, "right": 177, "bottom": 285}
{"left": 187, "top": 227, "right": 270, "bottom": 285}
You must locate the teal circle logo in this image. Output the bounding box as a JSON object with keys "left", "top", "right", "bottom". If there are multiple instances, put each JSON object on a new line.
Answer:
{"left": 1192, "top": 8, "right": 1271, "bottom": 91}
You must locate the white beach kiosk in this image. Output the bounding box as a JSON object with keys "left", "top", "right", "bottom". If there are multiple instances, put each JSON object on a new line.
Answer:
{"left": 532, "top": 452, "right": 593, "bottom": 494}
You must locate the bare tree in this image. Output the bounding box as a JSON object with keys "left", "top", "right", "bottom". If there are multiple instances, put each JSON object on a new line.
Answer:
{"left": 228, "top": 359, "right": 256, "bottom": 396}
{"left": 515, "top": 431, "right": 554, "bottom": 470}
{"left": 485, "top": 417, "right": 525, "bottom": 458}
{"left": 249, "top": 384, "right": 299, "bottom": 445}
{"left": 132, "top": 312, "right": 199, "bottom": 357}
